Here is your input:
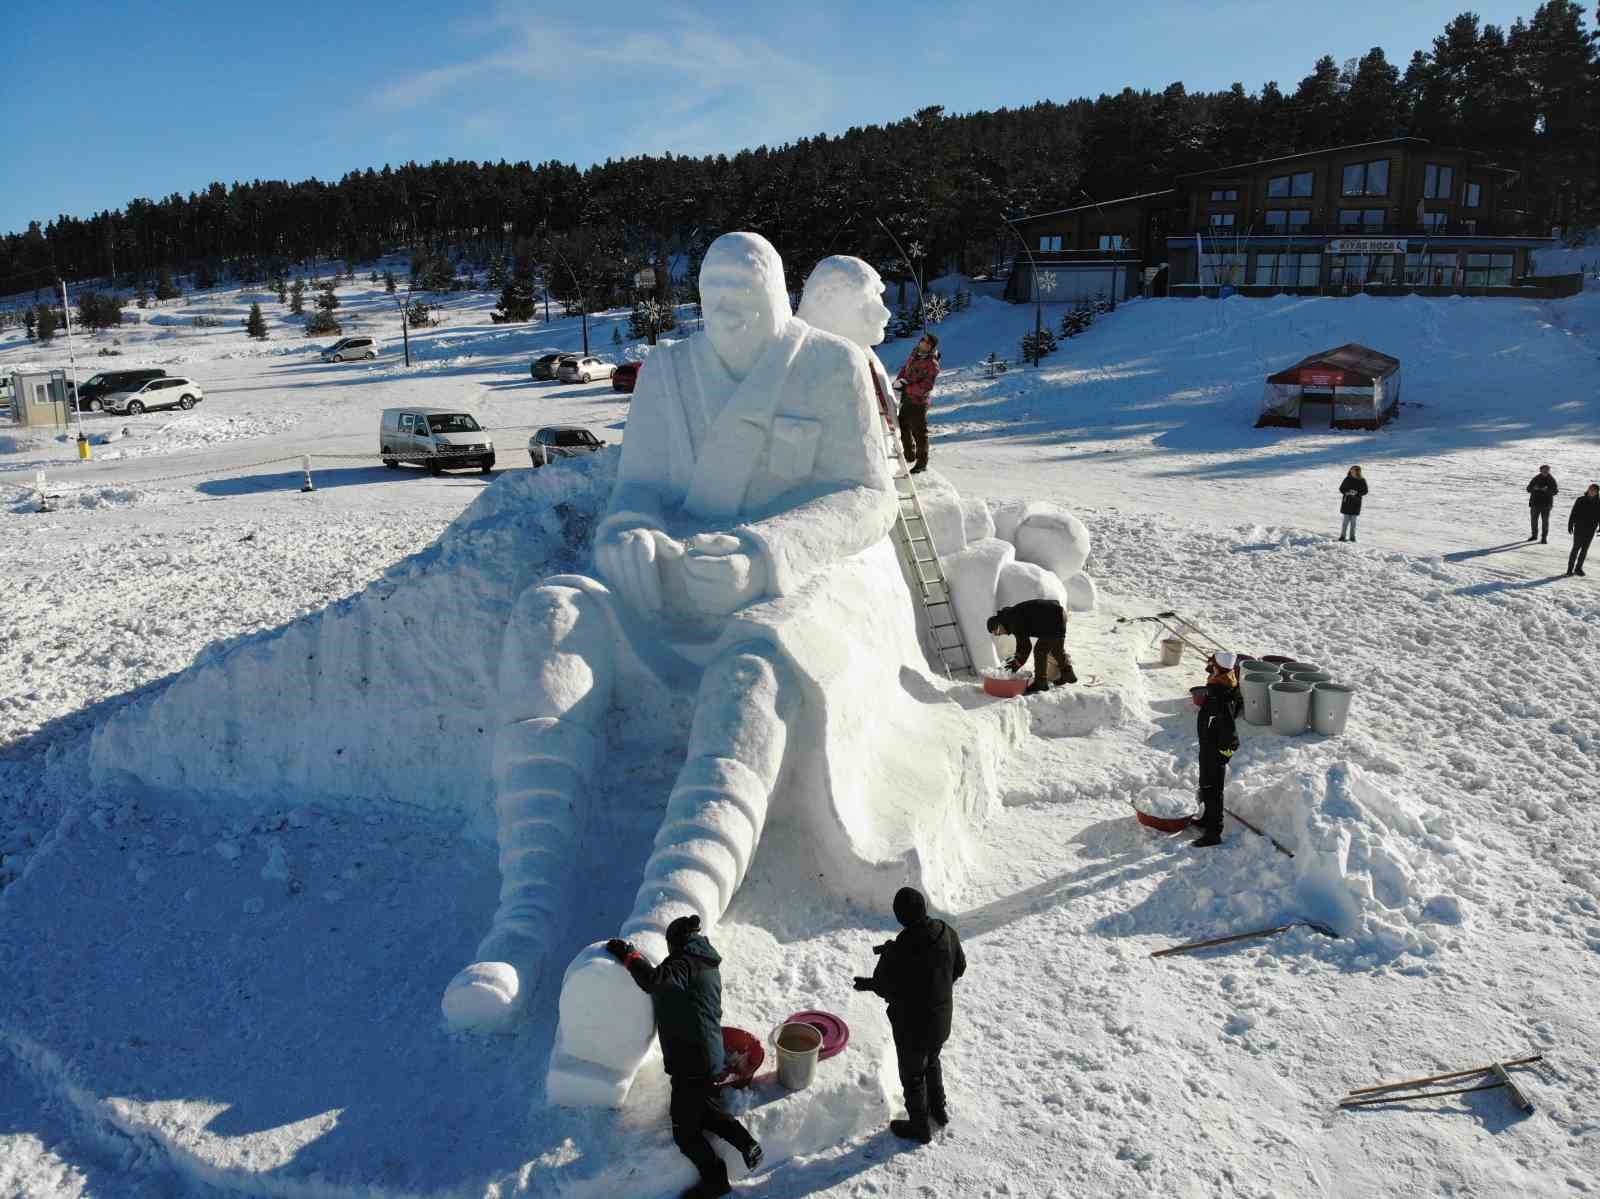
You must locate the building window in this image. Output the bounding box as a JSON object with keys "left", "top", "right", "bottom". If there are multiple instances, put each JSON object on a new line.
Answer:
{"left": 1341, "top": 159, "right": 1390, "bottom": 197}
{"left": 1267, "top": 171, "right": 1315, "bottom": 198}
{"left": 1252, "top": 252, "right": 1321, "bottom": 287}
{"left": 1263, "top": 209, "right": 1312, "bottom": 230}
{"left": 1463, "top": 252, "right": 1514, "bottom": 287}
{"left": 1039, "top": 235, "right": 1062, "bottom": 252}
{"left": 1420, "top": 211, "right": 1448, "bottom": 231}
{"left": 1329, "top": 253, "right": 1398, "bottom": 288}
{"left": 1209, "top": 188, "right": 1239, "bottom": 201}
{"left": 1339, "top": 209, "right": 1388, "bottom": 229}
{"left": 1463, "top": 182, "right": 1481, "bottom": 208}
{"left": 1199, "top": 252, "right": 1247, "bottom": 285}
{"left": 1097, "top": 234, "right": 1126, "bottom": 250}
{"left": 1423, "top": 163, "right": 1455, "bottom": 200}
{"left": 1405, "top": 251, "right": 1459, "bottom": 286}
{"left": 1208, "top": 212, "right": 1236, "bottom": 228}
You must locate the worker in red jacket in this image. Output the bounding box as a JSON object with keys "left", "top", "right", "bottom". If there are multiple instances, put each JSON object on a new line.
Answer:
{"left": 894, "top": 332, "right": 941, "bottom": 474}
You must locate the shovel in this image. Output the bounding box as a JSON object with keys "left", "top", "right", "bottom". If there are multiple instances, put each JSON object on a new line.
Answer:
{"left": 1151, "top": 918, "right": 1339, "bottom": 959}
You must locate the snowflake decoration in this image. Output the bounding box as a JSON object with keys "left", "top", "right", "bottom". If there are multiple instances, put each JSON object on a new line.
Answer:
{"left": 907, "top": 241, "right": 925, "bottom": 259}
{"left": 1037, "top": 270, "right": 1059, "bottom": 295}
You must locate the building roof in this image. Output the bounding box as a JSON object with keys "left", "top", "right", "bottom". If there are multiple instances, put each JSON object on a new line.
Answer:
{"left": 1269, "top": 343, "right": 1401, "bottom": 383}
{"left": 1178, "top": 136, "right": 1520, "bottom": 180}
{"left": 1014, "top": 190, "right": 1176, "bottom": 223}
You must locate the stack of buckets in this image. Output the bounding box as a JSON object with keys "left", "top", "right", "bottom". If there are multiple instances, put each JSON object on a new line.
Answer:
{"left": 1238, "top": 657, "right": 1354, "bottom": 736}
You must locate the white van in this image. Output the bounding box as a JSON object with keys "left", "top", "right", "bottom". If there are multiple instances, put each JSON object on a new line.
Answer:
{"left": 379, "top": 408, "right": 495, "bottom": 474}
{"left": 322, "top": 336, "right": 379, "bottom": 362}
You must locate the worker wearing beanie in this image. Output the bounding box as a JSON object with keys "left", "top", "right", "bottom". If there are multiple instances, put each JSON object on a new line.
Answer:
{"left": 853, "top": 887, "right": 967, "bottom": 1143}
{"left": 1193, "top": 651, "right": 1243, "bottom": 848}
{"left": 607, "top": 915, "right": 762, "bottom": 1198}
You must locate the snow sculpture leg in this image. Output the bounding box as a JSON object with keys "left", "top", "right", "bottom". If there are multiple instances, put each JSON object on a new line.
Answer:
{"left": 546, "top": 645, "right": 794, "bottom": 1106}
{"left": 441, "top": 580, "right": 615, "bottom": 1032}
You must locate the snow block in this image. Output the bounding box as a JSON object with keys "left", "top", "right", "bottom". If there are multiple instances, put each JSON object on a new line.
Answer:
{"left": 942, "top": 538, "right": 1015, "bottom": 671}
{"left": 1014, "top": 507, "right": 1092, "bottom": 580}
{"left": 1064, "top": 570, "right": 1098, "bottom": 612}
{"left": 910, "top": 470, "right": 970, "bottom": 554}
{"left": 996, "top": 559, "right": 1068, "bottom": 611}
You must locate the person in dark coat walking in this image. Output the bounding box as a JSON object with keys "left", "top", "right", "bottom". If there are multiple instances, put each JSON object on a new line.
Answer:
{"left": 1192, "top": 652, "right": 1242, "bottom": 848}
{"left": 854, "top": 887, "right": 966, "bottom": 1143}
{"left": 1567, "top": 483, "right": 1600, "bottom": 576}
{"left": 607, "top": 915, "right": 762, "bottom": 1198}
{"left": 894, "top": 333, "right": 941, "bottom": 474}
{"left": 987, "top": 598, "right": 1078, "bottom": 694}
{"left": 1338, "top": 466, "right": 1368, "bottom": 542}
{"left": 1528, "top": 465, "right": 1560, "bottom": 543}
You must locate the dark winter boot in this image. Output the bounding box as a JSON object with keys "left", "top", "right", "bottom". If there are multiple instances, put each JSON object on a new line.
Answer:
{"left": 927, "top": 1064, "right": 949, "bottom": 1127}
{"left": 1191, "top": 828, "right": 1222, "bottom": 848}
{"left": 1024, "top": 679, "right": 1050, "bottom": 695}
{"left": 680, "top": 1160, "right": 731, "bottom": 1199}
{"left": 890, "top": 1100, "right": 934, "bottom": 1144}
{"left": 1059, "top": 657, "right": 1078, "bottom": 685}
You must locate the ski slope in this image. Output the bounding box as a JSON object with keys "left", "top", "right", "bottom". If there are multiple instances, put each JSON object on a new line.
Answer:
{"left": 2, "top": 264, "right": 1598, "bottom": 1198}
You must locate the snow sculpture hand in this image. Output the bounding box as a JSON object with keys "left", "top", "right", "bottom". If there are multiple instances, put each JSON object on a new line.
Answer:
{"left": 681, "top": 533, "right": 766, "bottom": 615}
{"left": 596, "top": 526, "right": 685, "bottom": 614}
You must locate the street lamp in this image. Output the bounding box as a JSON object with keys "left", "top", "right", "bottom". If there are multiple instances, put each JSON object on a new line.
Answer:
{"left": 999, "top": 215, "right": 1048, "bottom": 367}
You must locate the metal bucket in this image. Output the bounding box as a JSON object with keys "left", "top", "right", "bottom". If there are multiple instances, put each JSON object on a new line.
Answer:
{"left": 1160, "top": 638, "right": 1184, "bottom": 666}
{"left": 1241, "top": 672, "right": 1277, "bottom": 725}
{"left": 770, "top": 1021, "right": 824, "bottom": 1091}
{"left": 1312, "top": 682, "right": 1356, "bottom": 736}
{"left": 1269, "top": 681, "right": 1313, "bottom": 735}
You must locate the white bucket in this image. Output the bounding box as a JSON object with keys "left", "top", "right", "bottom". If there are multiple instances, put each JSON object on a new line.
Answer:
{"left": 1159, "top": 638, "right": 1184, "bottom": 666}
{"left": 771, "top": 1021, "right": 823, "bottom": 1091}
{"left": 1269, "top": 681, "right": 1313, "bottom": 735}
{"left": 1289, "top": 671, "right": 1332, "bottom": 686}
{"left": 1312, "top": 682, "right": 1356, "bottom": 736}
{"left": 1281, "top": 661, "right": 1321, "bottom": 676}
{"left": 1238, "top": 659, "right": 1279, "bottom": 678}
{"left": 1240, "top": 672, "right": 1277, "bottom": 725}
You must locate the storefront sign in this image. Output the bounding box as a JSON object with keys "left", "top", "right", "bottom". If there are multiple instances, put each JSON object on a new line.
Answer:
{"left": 1300, "top": 369, "right": 1346, "bottom": 387}
{"left": 1326, "top": 238, "right": 1406, "bottom": 255}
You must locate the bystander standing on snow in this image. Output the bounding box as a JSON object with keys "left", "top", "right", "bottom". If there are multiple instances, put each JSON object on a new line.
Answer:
{"left": 1192, "top": 652, "right": 1242, "bottom": 848}
{"left": 1566, "top": 483, "right": 1600, "bottom": 577}
{"left": 606, "top": 916, "right": 762, "bottom": 1198}
{"left": 1528, "top": 464, "right": 1560, "bottom": 543}
{"left": 1338, "top": 466, "right": 1367, "bottom": 542}
{"left": 894, "top": 332, "right": 941, "bottom": 473}
{"left": 854, "top": 886, "right": 966, "bottom": 1144}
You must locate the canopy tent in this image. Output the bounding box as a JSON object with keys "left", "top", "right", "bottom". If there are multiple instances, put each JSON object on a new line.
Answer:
{"left": 1257, "top": 344, "right": 1402, "bottom": 430}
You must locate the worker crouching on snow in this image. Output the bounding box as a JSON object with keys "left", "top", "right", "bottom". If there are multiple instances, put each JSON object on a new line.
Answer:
{"left": 987, "top": 598, "right": 1077, "bottom": 695}
{"left": 854, "top": 886, "right": 967, "bottom": 1144}
{"left": 1193, "top": 651, "right": 1243, "bottom": 848}
{"left": 606, "top": 915, "right": 762, "bottom": 1198}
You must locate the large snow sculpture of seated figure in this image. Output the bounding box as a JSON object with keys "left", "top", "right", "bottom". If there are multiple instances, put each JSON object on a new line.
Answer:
{"left": 441, "top": 233, "right": 924, "bottom": 1105}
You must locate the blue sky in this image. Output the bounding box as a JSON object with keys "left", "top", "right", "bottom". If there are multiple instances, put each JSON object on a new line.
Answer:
{"left": 7, "top": 0, "right": 1545, "bottom": 236}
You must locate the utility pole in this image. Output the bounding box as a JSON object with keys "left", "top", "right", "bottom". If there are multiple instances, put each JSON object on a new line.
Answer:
{"left": 999, "top": 216, "right": 1047, "bottom": 367}
{"left": 393, "top": 284, "right": 412, "bottom": 367}
{"left": 59, "top": 279, "right": 83, "bottom": 436}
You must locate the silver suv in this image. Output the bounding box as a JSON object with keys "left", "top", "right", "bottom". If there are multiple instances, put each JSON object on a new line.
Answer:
{"left": 321, "top": 336, "right": 379, "bottom": 362}
{"left": 105, "top": 376, "right": 205, "bottom": 415}
{"left": 529, "top": 425, "right": 606, "bottom": 467}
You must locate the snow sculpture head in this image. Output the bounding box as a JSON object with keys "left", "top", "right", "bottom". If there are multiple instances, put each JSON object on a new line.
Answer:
{"left": 700, "top": 232, "right": 791, "bottom": 377}
{"left": 797, "top": 255, "right": 890, "bottom": 348}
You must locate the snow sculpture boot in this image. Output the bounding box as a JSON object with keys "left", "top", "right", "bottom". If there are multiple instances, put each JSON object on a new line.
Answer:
{"left": 927, "top": 1063, "right": 950, "bottom": 1126}
{"left": 680, "top": 1160, "right": 731, "bottom": 1199}
{"left": 891, "top": 1095, "right": 935, "bottom": 1143}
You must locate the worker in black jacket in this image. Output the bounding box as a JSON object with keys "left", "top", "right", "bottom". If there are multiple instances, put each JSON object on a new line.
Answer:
{"left": 987, "top": 598, "right": 1077, "bottom": 695}
{"left": 1567, "top": 483, "right": 1600, "bottom": 576}
{"left": 607, "top": 915, "right": 762, "bottom": 1199}
{"left": 1528, "top": 465, "right": 1559, "bottom": 543}
{"left": 1193, "top": 652, "right": 1242, "bottom": 848}
{"left": 853, "top": 887, "right": 967, "bottom": 1143}
{"left": 1338, "top": 466, "right": 1368, "bottom": 542}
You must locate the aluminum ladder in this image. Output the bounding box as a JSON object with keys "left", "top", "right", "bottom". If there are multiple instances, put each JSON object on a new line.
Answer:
{"left": 872, "top": 370, "right": 974, "bottom": 680}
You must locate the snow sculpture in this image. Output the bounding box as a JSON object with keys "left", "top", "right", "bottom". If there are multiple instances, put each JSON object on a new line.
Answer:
{"left": 444, "top": 234, "right": 973, "bottom": 1106}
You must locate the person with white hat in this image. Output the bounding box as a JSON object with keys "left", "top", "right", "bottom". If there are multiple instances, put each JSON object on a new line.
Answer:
{"left": 1192, "top": 651, "right": 1242, "bottom": 847}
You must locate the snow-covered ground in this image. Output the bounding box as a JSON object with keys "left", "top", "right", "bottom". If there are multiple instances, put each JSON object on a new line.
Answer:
{"left": 3, "top": 263, "right": 1599, "bottom": 1198}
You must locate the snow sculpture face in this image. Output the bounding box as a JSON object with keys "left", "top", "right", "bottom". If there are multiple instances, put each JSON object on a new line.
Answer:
{"left": 699, "top": 232, "right": 790, "bottom": 377}
{"left": 797, "top": 256, "right": 890, "bottom": 349}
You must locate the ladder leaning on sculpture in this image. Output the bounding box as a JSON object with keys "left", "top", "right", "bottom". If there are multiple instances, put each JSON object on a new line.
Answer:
{"left": 872, "top": 374, "right": 975, "bottom": 680}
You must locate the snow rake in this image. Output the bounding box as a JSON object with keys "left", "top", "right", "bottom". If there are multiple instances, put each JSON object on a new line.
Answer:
{"left": 1150, "top": 918, "right": 1339, "bottom": 958}
{"left": 1128, "top": 802, "right": 1295, "bottom": 858}
{"left": 1337, "top": 1055, "right": 1542, "bottom": 1114}
{"left": 1114, "top": 611, "right": 1236, "bottom": 663}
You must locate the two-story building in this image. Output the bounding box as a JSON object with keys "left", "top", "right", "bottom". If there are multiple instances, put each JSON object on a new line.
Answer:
{"left": 1008, "top": 137, "right": 1562, "bottom": 300}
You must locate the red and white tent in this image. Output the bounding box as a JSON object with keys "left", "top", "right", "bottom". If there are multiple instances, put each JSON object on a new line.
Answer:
{"left": 1257, "top": 344, "right": 1402, "bottom": 430}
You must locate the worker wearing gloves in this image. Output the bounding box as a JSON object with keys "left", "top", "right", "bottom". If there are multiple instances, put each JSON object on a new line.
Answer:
{"left": 986, "top": 598, "right": 1077, "bottom": 695}
{"left": 1193, "top": 651, "right": 1243, "bottom": 848}
{"left": 853, "top": 887, "right": 967, "bottom": 1144}
{"left": 606, "top": 915, "right": 763, "bottom": 1198}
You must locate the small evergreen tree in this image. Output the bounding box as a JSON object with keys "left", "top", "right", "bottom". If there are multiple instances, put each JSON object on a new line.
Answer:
{"left": 289, "top": 279, "right": 306, "bottom": 315}
{"left": 155, "top": 268, "right": 180, "bottom": 301}
{"left": 304, "top": 310, "right": 341, "bottom": 336}
{"left": 315, "top": 281, "right": 339, "bottom": 311}
{"left": 383, "top": 270, "right": 397, "bottom": 294}
{"left": 487, "top": 257, "right": 508, "bottom": 289}
{"left": 611, "top": 325, "right": 623, "bottom": 351}
{"left": 195, "top": 261, "right": 218, "bottom": 290}
{"left": 135, "top": 286, "right": 149, "bottom": 309}
{"left": 244, "top": 302, "right": 269, "bottom": 340}
{"left": 492, "top": 256, "right": 539, "bottom": 322}
{"left": 37, "top": 305, "right": 58, "bottom": 343}
{"left": 406, "top": 298, "right": 431, "bottom": 327}
{"left": 369, "top": 270, "right": 380, "bottom": 283}
{"left": 23, "top": 307, "right": 36, "bottom": 340}
{"left": 275, "top": 278, "right": 288, "bottom": 304}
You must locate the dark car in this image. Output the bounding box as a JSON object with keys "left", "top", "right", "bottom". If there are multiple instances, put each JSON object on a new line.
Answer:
{"left": 72, "top": 368, "right": 167, "bottom": 412}
{"left": 611, "top": 361, "right": 642, "bottom": 394}
{"left": 531, "top": 352, "right": 579, "bottom": 381}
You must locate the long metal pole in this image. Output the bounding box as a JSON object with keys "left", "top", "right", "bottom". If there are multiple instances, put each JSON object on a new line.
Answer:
{"left": 999, "top": 216, "right": 1045, "bottom": 368}
{"left": 874, "top": 218, "right": 927, "bottom": 324}
{"left": 59, "top": 279, "right": 83, "bottom": 437}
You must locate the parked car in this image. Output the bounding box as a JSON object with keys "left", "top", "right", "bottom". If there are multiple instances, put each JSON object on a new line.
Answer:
{"left": 72, "top": 368, "right": 167, "bottom": 412}
{"left": 321, "top": 336, "right": 379, "bottom": 362}
{"left": 529, "top": 425, "right": 607, "bottom": 467}
{"left": 531, "top": 351, "right": 579, "bottom": 381}
{"left": 611, "top": 361, "right": 643, "bottom": 394}
{"left": 556, "top": 356, "right": 616, "bottom": 384}
{"left": 380, "top": 407, "right": 495, "bottom": 474}
{"left": 104, "top": 376, "right": 204, "bottom": 415}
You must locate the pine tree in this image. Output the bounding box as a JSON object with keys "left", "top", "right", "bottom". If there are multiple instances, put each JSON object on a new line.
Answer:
{"left": 155, "top": 268, "right": 180, "bottom": 301}
{"left": 135, "top": 286, "right": 149, "bottom": 309}
{"left": 406, "top": 298, "right": 431, "bottom": 327}
{"left": 611, "top": 325, "right": 623, "bottom": 351}
{"left": 289, "top": 279, "right": 306, "bottom": 315}
{"left": 23, "top": 307, "right": 36, "bottom": 340}
{"left": 37, "top": 305, "right": 58, "bottom": 343}
{"left": 383, "top": 271, "right": 397, "bottom": 294}
{"left": 493, "top": 256, "right": 539, "bottom": 322}
{"left": 275, "top": 278, "right": 288, "bottom": 304}
{"left": 245, "top": 302, "right": 269, "bottom": 340}
{"left": 316, "top": 281, "right": 339, "bottom": 311}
